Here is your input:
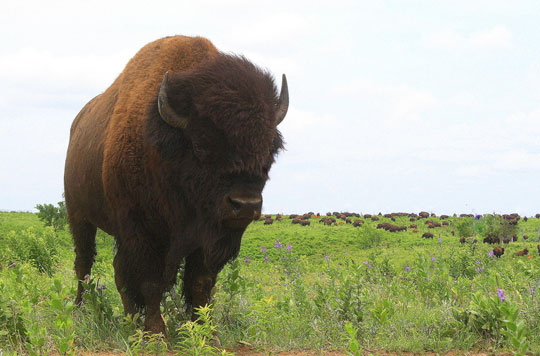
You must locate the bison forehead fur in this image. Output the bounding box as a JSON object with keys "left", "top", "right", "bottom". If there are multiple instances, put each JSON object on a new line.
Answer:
{"left": 64, "top": 36, "right": 288, "bottom": 334}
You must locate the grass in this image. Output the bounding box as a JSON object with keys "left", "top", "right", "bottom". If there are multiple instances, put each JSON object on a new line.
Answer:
{"left": 0, "top": 211, "right": 539, "bottom": 355}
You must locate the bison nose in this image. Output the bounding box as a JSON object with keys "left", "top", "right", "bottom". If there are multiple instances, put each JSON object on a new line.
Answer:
{"left": 226, "top": 195, "right": 262, "bottom": 220}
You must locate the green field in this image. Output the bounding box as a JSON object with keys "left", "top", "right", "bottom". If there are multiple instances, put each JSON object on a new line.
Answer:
{"left": 1, "top": 210, "right": 539, "bottom": 355}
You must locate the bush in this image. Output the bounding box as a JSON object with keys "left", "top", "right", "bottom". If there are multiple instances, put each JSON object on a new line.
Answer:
{"left": 0, "top": 227, "right": 59, "bottom": 275}
{"left": 456, "top": 217, "right": 475, "bottom": 237}
{"left": 482, "top": 214, "right": 519, "bottom": 241}
{"left": 35, "top": 201, "right": 67, "bottom": 231}
{"left": 357, "top": 225, "right": 383, "bottom": 249}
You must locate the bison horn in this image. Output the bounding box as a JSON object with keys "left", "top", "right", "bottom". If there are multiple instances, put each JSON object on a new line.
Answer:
{"left": 158, "top": 72, "right": 189, "bottom": 129}
{"left": 275, "top": 74, "right": 289, "bottom": 125}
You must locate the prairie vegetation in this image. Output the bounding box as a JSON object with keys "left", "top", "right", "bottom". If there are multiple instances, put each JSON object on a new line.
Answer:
{"left": 0, "top": 210, "right": 539, "bottom": 355}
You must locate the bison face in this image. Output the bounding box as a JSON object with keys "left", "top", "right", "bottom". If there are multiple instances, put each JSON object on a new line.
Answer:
{"left": 147, "top": 54, "right": 287, "bottom": 231}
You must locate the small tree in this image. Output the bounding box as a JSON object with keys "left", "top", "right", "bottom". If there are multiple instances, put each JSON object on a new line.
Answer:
{"left": 35, "top": 201, "right": 67, "bottom": 231}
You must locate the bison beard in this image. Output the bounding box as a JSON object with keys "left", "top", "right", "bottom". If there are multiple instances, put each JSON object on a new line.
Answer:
{"left": 64, "top": 36, "right": 288, "bottom": 335}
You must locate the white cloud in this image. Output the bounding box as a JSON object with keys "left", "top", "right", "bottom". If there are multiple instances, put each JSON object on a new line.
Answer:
{"left": 426, "top": 25, "right": 512, "bottom": 51}
{"left": 0, "top": 48, "right": 131, "bottom": 91}
{"left": 221, "top": 12, "right": 315, "bottom": 47}
{"left": 333, "top": 79, "right": 438, "bottom": 124}
{"left": 469, "top": 25, "right": 512, "bottom": 48}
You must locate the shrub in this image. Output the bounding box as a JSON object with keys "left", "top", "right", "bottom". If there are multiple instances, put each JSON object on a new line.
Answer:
{"left": 456, "top": 217, "right": 475, "bottom": 237}
{"left": 482, "top": 214, "right": 519, "bottom": 242}
{"left": 35, "top": 201, "right": 67, "bottom": 231}
{"left": 0, "top": 227, "right": 59, "bottom": 275}
{"left": 357, "top": 225, "right": 383, "bottom": 249}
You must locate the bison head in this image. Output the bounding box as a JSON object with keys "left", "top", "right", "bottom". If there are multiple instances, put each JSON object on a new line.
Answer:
{"left": 147, "top": 54, "right": 287, "bottom": 234}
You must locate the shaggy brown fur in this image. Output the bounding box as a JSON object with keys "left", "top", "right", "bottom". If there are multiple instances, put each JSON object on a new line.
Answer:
{"left": 64, "top": 36, "right": 287, "bottom": 335}
{"left": 377, "top": 222, "right": 407, "bottom": 232}
{"left": 516, "top": 248, "right": 529, "bottom": 256}
{"left": 493, "top": 246, "right": 504, "bottom": 258}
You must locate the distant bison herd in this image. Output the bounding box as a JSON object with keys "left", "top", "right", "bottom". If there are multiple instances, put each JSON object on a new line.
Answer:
{"left": 258, "top": 211, "right": 540, "bottom": 257}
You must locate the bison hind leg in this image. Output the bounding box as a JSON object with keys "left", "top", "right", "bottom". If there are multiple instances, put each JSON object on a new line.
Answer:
{"left": 70, "top": 219, "right": 97, "bottom": 305}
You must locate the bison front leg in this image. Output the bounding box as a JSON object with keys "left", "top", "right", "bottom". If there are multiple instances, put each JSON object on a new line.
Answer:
{"left": 113, "top": 244, "right": 167, "bottom": 335}
{"left": 140, "top": 280, "right": 167, "bottom": 335}
{"left": 183, "top": 248, "right": 217, "bottom": 321}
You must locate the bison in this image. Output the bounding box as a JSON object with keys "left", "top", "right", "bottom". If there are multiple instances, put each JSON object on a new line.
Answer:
{"left": 64, "top": 36, "right": 289, "bottom": 334}
{"left": 493, "top": 246, "right": 504, "bottom": 258}
{"left": 516, "top": 248, "right": 529, "bottom": 257}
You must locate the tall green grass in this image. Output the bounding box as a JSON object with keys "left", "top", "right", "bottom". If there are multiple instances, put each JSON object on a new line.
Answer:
{"left": 0, "top": 211, "right": 539, "bottom": 355}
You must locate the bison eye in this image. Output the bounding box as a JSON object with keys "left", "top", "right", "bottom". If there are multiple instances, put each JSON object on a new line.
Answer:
{"left": 192, "top": 142, "right": 208, "bottom": 160}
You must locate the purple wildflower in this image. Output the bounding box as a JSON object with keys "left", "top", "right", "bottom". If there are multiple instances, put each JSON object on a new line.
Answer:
{"left": 475, "top": 214, "right": 482, "bottom": 220}
{"left": 476, "top": 260, "right": 481, "bottom": 265}
{"left": 476, "top": 267, "right": 483, "bottom": 272}
{"left": 530, "top": 287, "right": 535, "bottom": 295}
{"left": 97, "top": 284, "right": 106, "bottom": 291}
{"left": 274, "top": 239, "right": 282, "bottom": 249}
{"left": 438, "top": 235, "right": 442, "bottom": 244}
{"left": 405, "top": 265, "right": 411, "bottom": 272}
{"left": 488, "top": 250, "right": 494, "bottom": 257}
{"left": 325, "top": 255, "right": 329, "bottom": 261}
{"left": 297, "top": 272, "right": 301, "bottom": 277}
{"left": 244, "top": 257, "right": 250, "bottom": 264}
{"left": 497, "top": 288, "right": 505, "bottom": 302}
{"left": 264, "top": 255, "right": 268, "bottom": 262}
{"left": 260, "top": 246, "right": 267, "bottom": 253}
{"left": 431, "top": 256, "right": 436, "bottom": 261}
{"left": 286, "top": 244, "right": 292, "bottom": 251}
{"left": 363, "top": 261, "right": 372, "bottom": 268}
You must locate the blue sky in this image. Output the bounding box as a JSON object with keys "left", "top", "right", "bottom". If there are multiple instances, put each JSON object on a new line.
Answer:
{"left": 1, "top": 1, "right": 540, "bottom": 215}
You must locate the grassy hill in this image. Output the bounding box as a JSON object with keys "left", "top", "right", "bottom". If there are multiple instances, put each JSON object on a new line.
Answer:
{"left": 0, "top": 211, "right": 538, "bottom": 355}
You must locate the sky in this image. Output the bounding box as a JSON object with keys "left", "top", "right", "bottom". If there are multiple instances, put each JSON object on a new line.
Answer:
{"left": 1, "top": 1, "right": 540, "bottom": 216}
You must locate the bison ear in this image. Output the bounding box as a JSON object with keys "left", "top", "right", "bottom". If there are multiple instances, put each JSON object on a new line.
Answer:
{"left": 275, "top": 74, "right": 289, "bottom": 126}
{"left": 158, "top": 72, "right": 190, "bottom": 129}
